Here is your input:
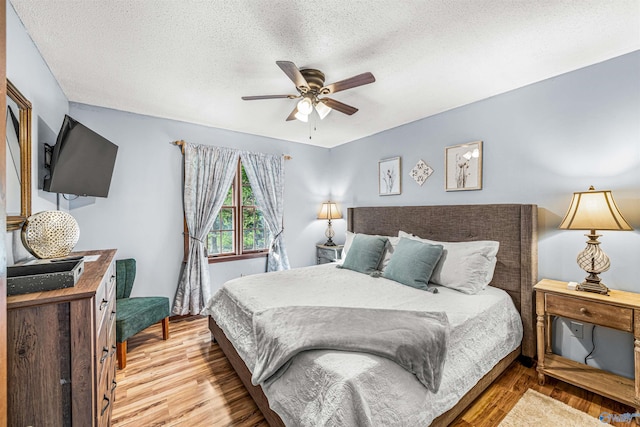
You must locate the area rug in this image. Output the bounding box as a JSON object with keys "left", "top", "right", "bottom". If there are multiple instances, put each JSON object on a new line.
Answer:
{"left": 498, "top": 389, "right": 604, "bottom": 427}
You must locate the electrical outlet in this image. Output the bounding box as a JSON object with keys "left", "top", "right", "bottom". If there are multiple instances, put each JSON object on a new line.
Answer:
{"left": 570, "top": 321, "right": 583, "bottom": 339}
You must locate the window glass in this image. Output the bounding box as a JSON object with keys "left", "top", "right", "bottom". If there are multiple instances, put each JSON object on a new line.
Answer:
{"left": 204, "top": 163, "right": 271, "bottom": 259}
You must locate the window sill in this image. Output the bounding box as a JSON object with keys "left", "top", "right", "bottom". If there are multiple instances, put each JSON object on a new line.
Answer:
{"left": 207, "top": 251, "right": 268, "bottom": 264}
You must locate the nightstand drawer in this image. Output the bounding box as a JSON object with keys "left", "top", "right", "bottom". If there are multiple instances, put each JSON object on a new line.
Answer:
{"left": 545, "top": 293, "right": 633, "bottom": 332}
{"left": 316, "top": 244, "right": 344, "bottom": 265}
{"left": 317, "top": 247, "right": 338, "bottom": 259}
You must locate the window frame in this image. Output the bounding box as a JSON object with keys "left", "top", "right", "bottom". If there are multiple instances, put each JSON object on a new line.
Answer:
{"left": 183, "top": 159, "right": 270, "bottom": 264}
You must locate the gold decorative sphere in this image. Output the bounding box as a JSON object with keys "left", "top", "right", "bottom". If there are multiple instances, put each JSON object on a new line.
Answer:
{"left": 22, "top": 211, "right": 80, "bottom": 259}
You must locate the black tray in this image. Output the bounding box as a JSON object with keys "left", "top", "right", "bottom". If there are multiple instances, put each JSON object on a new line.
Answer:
{"left": 7, "top": 258, "right": 85, "bottom": 296}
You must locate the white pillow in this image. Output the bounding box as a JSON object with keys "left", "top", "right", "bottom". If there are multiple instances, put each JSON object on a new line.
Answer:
{"left": 398, "top": 230, "right": 499, "bottom": 294}
{"left": 380, "top": 236, "right": 400, "bottom": 271}
{"left": 341, "top": 231, "right": 356, "bottom": 261}
{"left": 342, "top": 231, "right": 398, "bottom": 271}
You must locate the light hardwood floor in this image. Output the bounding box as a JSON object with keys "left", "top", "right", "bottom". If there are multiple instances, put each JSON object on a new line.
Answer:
{"left": 113, "top": 316, "right": 634, "bottom": 427}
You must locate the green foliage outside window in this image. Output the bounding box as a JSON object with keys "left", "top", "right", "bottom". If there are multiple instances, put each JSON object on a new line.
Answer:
{"left": 207, "top": 165, "right": 271, "bottom": 256}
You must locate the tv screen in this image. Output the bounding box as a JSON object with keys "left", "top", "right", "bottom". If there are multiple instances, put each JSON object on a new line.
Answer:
{"left": 44, "top": 115, "right": 118, "bottom": 197}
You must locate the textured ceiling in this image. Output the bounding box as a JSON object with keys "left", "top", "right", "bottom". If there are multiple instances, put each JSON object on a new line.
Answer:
{"left": 9, "top": 0, "right": 640, "bottom": 148}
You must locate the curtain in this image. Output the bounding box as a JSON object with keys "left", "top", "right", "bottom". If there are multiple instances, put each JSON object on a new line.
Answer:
{"left": 241, "top": 152, "right": 291, "bottom": 272}
{"left": 173, "top": 143, "right": 239, "bottom": 315}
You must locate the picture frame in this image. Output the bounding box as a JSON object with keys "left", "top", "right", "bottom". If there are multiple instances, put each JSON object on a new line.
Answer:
{"left": 445, "top": 141, "right": 483, "bottom": 191}
{"left": 378, "top": 156, "right": 401, "bottom": 196}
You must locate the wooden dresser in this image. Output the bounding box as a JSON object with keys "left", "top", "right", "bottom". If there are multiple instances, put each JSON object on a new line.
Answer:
{"left": 7, "top": 249, "right": 117, "bottom": 427}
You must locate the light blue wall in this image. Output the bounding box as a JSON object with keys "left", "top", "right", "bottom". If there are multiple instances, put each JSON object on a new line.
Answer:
{"left": 7, "top": 0, "right": 69, "bottom": 212}
{"left": 67, "top": 103, "right": 330, "bottom": 299}
{"left": 330, "top": 50, "right": 640, "bottom": 377}
{"left": 5, "top": 0, "right": 69, "bottom": 263}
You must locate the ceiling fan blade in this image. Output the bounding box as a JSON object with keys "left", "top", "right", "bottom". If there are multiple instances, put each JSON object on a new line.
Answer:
{"left": 276, "top": 61, "right": 310, "bottom": 92}
{"left": 320, "top": 72, "right": 375, "bottom": 95}
{"left": 320, "top": 98, "right": 358, "bottom": 115}
{"left": 242, "top": 94, "right": 298, "bottom": 100}
{"left": 285, "top": 106, "right": 299, "bottom": 121}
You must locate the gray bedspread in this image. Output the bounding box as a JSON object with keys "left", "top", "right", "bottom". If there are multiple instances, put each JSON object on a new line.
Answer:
{"left": 206, "top": 263, "right": 524, "bottom": 425}
{"left": 251, "top": 306, "right": 449, "bottom": 393}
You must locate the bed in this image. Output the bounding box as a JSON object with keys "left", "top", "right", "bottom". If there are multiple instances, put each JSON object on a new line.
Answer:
{"left": 207, "top": 204, "right": 538, "bottom": 426}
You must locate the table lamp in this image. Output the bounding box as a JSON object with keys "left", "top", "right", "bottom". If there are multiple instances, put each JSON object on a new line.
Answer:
{"left": 558, "top": 186, "right": 633, "bottom": 295}
{"left": 317, "top": 201, "right": 342, "bottom": 246}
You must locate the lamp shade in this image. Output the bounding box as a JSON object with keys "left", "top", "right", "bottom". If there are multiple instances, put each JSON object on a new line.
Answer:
{"left": 294, "top": 109, "right": 308, "bottom": 122}
{"left": 317, "top": 202, "right": 342, "bottom": 220}
{"left": 297, "top": 97, "right": 313, "bottom": 115}
{"left": 315, "top": 101, "right": 332, "bottom": 120}
{"left": 559, "top": 186, "right": 633, "bottom": 231}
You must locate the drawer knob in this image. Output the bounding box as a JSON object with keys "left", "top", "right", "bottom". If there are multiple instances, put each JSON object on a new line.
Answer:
{"left": 580, "top": 307, "right": 588, "bottom": 314}
{"left": 100, "top": 299, "right": 109, "bottom": 310}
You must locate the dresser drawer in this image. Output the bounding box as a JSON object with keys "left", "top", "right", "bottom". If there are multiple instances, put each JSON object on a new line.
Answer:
{"left": 95, "top": 261, "right": 116, "bottom": 335}
{"left": 96, "top": 293, "right": 116, "bottom": 427}
{"left": 96, "top": 297, "right": 116, "bottom": 374}
{"left": 95, "top": 278, "right": 110, "bottom": 327}
{"left": 97, "top": 339, "right": 115, "bottom": 402}
{"left": 545, "top": 293, "right": 633, "bottom": 332}
{"left": 97, "top": 391, "right": 112, "bottom": 427}
{"left": 105, "top": 262, "right": 116, "bottom": 301}
{"left": 102, "top": 325, "right": 117, "bottom": 427}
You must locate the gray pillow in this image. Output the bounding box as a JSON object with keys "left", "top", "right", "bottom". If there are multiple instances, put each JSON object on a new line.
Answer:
{"left": 383, "top": 238, "right": 443, "bottom": 290}
{"left": 398, "top": 231, "right": 499, "bottom": 294}
{"left": 340, "top": 234, "right": 388, "bottom": 275}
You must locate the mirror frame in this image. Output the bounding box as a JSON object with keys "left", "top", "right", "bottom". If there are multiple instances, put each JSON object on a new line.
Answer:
{"left": 6, "top": 79, "right": 32, "bottom": 231}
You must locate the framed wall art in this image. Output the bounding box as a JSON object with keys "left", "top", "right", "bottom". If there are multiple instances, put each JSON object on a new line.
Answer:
{"left": 378, "top": 156, "right": 401, "bottom": 196}
{"left": 445, "top": 141, "right": 483, "bottom": 191}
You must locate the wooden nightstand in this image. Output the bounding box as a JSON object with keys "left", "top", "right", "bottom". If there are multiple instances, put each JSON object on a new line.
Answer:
{"left": 316, "top": 244, "right": 344, "bottom": 265}
{"left": 535, "top": 278, "right": 640, "bottom": 415}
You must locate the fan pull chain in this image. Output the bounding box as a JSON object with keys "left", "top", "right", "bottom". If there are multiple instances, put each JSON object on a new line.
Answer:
{"left": 309, "top": 108, "right": 318, "bottom": 139}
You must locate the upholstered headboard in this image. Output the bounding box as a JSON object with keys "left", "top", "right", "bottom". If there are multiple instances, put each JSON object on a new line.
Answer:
{"left": 347, "top": 204, "right": 538, "bottom": 359}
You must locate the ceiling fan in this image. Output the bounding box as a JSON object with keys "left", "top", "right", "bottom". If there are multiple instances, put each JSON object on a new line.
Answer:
{"left": 242, "top": 61, "right": 375, "bottom": 122}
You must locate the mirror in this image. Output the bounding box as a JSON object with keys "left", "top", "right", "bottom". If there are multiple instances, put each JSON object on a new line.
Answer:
{"left": 6, "top": 79, "right": 31, "bottom": 231}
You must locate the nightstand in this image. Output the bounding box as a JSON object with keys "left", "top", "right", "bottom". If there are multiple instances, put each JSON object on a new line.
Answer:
{"left": 535, "top": 278, "right": 640, "bottom": 415}
{"left": 316, "top": 244, "right": 344, "bottom": 265}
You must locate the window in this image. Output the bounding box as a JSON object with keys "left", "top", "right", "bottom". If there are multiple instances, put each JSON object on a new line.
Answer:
{"left": 203, "top": 160, "right": 271, "bottom": 262}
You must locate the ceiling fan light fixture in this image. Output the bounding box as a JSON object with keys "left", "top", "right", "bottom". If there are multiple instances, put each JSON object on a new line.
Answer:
{"left": 315, "top": 101, "right": 331, "bottom": 120}
{"left": 294, "top": 110, "right": 308, "bottom": 122}
{"left": 297, "top": 97, "right": 313, "bottom": 115}
{"left": 243, "top": 61, "right": 375, "bottom": 123}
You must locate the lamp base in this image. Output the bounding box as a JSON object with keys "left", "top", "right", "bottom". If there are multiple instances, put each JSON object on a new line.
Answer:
{"left": 576, "top": 277, "right": 609, "bottom": 295}
{"left": 323, "top": 238, "right": 337, "bottom": 247}
{"left": 324, "top": 219, "right": 336, "bottom": 247}
{"left": 574, "top": 232, "right": 610, "bottom": 295}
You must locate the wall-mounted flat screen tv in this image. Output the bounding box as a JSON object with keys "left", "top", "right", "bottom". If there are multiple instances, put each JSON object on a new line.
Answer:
{"left": 43, "top": 115, "right": 118, "bottom": 197}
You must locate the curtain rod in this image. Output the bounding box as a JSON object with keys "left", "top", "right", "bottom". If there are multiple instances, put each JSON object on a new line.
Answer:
{"left": 171, "top": 140, "right": 292, "bottom": 160}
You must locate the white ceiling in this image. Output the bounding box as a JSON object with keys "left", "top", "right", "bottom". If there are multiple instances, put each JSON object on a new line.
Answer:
{"left": 9, "top": 1, "right": 640, "bottom": 148}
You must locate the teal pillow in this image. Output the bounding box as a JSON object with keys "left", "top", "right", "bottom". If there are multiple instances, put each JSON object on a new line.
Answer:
{"left": 340, "top": 234, "right": 388, "bottom": 275}
{"left": 383, "top": 238, "right": 444, "bottom": 290}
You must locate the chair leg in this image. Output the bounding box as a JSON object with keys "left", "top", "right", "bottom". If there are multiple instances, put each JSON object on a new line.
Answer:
{"left": 161, "top": 317, "right": 169, "bottom": 340}
{"left": 117, "top": 341, "right": 127, "bottom": 370}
